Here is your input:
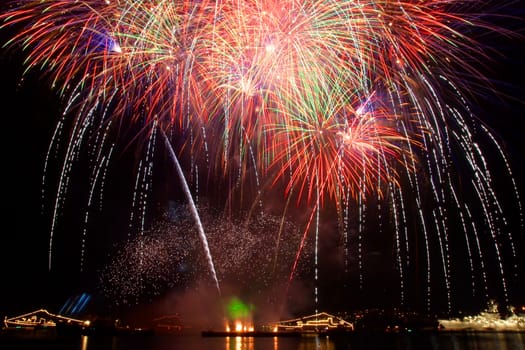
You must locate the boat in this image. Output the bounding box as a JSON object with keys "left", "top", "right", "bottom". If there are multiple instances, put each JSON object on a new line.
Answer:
{"left": 438, "top": 300, "right": 525, "bottom": 331}
{"left": 266, "top": 312, "right": 354, "bottom": 335}
{"left": 150, "top": 314, "right": 185, "bottom": 335}
{"left": 3, "top": 309, "right": 90, "bottom": 331}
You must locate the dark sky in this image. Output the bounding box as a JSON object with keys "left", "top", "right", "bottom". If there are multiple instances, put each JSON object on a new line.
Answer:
{"left": 0, "top": 2, "right": 524, "bottom": 323}
{"left": 1, "top": 50, "right": 63, "bottom": 312}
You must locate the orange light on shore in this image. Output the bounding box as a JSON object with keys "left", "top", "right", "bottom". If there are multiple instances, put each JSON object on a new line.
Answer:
{"left": 225, "top": 320, "right": 254, "bottom": 332}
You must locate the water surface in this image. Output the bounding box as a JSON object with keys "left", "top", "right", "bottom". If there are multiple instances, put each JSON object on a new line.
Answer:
{"left": 1, "top": 330, "right": 524, "bottom": 350}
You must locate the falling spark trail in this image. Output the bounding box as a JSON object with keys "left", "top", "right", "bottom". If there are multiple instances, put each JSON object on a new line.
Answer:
{"left": 161, "top": 128, "right": 221, "bottom": 297}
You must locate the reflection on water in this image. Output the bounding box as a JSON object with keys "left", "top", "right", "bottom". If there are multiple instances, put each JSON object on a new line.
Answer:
{"left": 217, "top": 332, "right": 524, "bottom": 350}
{"left": 2, "top": 331, "right": 524, "bottom": 350}
{"left": 157, "top": 332, "right": 521, "bottom": 350}
{"left": 223, "top": 335, "right": 337, "bottom": 350}
{"left": 81, "top": 335, "right": 88, "bottom": 350}
{"left": 297, "top": 336, "right": 335, "bottom": 350}
{"left": 226, "top": 336, "right": 255, "bottom": 350}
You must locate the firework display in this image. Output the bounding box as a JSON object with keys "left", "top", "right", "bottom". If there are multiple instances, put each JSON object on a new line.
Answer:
{"left": 99, "top": 207, "right": 310, "bottom": 308}
{"left": 1, "top": 0, "right": 522, "bottom": 313}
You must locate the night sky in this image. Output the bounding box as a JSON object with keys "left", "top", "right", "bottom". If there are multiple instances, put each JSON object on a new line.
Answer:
{"left": 0, "top": 1, "right": 524, "bottom": 326}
